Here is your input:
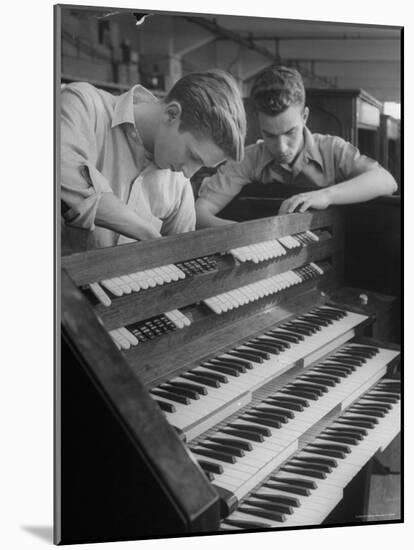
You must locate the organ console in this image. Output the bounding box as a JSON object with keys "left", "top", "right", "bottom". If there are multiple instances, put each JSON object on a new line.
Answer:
{"left": 57, "top": 209, "right": 401, "bottom": 544}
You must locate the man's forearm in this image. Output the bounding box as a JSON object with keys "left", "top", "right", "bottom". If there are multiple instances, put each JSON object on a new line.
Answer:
{"left": 95, "top": 192, "right": 161, "bottom": 240}
{"left": 326, "top": 168, "right": 398, "bottom": 205}
{"left": 195, "top": 200, "right": 235, "bottom": 229}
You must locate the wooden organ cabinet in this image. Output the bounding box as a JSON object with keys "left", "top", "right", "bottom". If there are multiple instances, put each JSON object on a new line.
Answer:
{"left": 306, "top": 88, "right": 383, "bottom": 162}
{"left": 57, "top": 210, "right": 401, "bottom": 544}
{"left": 379, "top": 114, "right": 401, "bottom": 190}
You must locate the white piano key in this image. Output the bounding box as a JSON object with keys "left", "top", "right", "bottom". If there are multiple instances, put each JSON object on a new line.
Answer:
{"left": 89, "top": 282, "right": 112, "bottom": 306}
{"left": 100, "top": 278, "right": 124, "bottom": 297}
{"left": 120, "top": 274, "right": 141, "bottom": 292}
{"left": 109, "top": 328, "right": 131, "bottom": 350}
{"left": 118, "top": 327, "right": 139, "bottom": 346}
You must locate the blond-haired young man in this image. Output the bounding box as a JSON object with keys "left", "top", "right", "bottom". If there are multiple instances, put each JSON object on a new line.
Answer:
{"left": 61, "top": 70, "right": 246, "bottom": 251}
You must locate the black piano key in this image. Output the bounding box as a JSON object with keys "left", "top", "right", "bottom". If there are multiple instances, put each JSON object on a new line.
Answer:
{"left": 286, "top": 321, "right": 321, "bottom": 333}
{"left": 222, "top": 518, "right": 271, "bottom": 529}
{"left": 250, "top": 406, "right": 290, "bottom": 422}
{"left": 255, "top": 405, "right": 295, "bottom": 420}
{"left": 330, "top": 422, "right": 369, "bottom": 434}
{"left": 330, "top": 356, "right": 365, "bottom": 367}
{"left": 326, "top": 357, "right": 359, "bottom": 368}
{"left": 295, "top": 379, "right": 330, "bottom": 393}
{"left": 222, "top": 427, "right": 265, "bottom": 443}
{"left": 310, "top": 371, "right": 342, "bottom": 383}
{"left": 341, "top": 414, "right": 379, "bottom": 425}
{"left": 311, "top": 441, "right": 352, "bottom": 454}
{"left": 150, "top": 389, "right": 191, "bottom": 405}
{"left": 263, "top": 481, "right": 312, "bottom": 497}
{"left": 251, "top": 493, "right": 301, "bottom": 508}
{"left": 290, "top": 458, "right": 332, "bottom": 473}
{"left": 311, "top": 310, "right": 343, "bottom": 321}
{"left": 294, "top": 233, "right": 308, "bottom": 245}
{"left": 208, "top": 436, "right": 253, "bottom": 452}
{"left": 267, "top": 330, "right": 303, "bottom": 343}
{"left": 317, "top": 434, "right": 360, "bottom": 446}
{"left": 301, "top": 374, "right": 337, "bottom": 387}
{"left": 202, "top": 363, "right": 241, "bottom": 377}
{"left": 196, "top": 368, "right": 229, "bottom": 384}
{"left": 244, "top": 341, "right": 281, "bottom": 355}
{"left": 354, "top": 402, "right": 392, "bottom": 413}
{"left": 237, "top": 506, "right": 286, "bottom": 523}
{"left": 263, "top": 331, "right": 296, "bottom": 345}
{"left": 317, "top": 312, "right": 346, "bottom": 323}
{"left": 348, "top": 406, "right": 386, "bottom": 418}
{"left": 265, "top": 395, "right": 309, "bottom": 409}
{"left": 305, "top": 444, "right": 348, "bottom": 459}
{"left": 229, "top": 422, "right": 271, "bottom": 437}
{"left": 324, "top": 427, "right": 365, "bottom": 440}
{"left": 181, "top": 372, "right": 221, "bottom": 388}
{"left": 320, "top": 362, "right": 355, "bottom": 373}
{"left": 208, "top": 358, "right": 247, "bottom": 373}
{"left": 236, "top": 346, "right": 270, "bottom": 361}
{"left": 241, "top": 413, "right": 282, "bottom": 429}
{"left": 339, "top": 417, "right": 378, "bottom": 429}
{"left": 321, "top": 306, "right": 348, "bottom": 317}
{"left": 363, "top": 394, "right": 399, "bottom": 404}
{"left": 294, "top": 455, "right": 338, "bottom": 468}
{"left": 370, "top": 389, "right": 400, "bottom": 399}
{"left": 313, "top": 366, "right": 348, "bottom": 376}
{"left": 197, "top": 460, "right": 224, "bottom": 475}
{"left": 191, "top": 447, "right": 236, "bottom": 464}
{"left": 254, "top": 337, "right": 290, "bottom": 350}
{"left": 227, "top": 350, "right": 264, "bottom": 364}
{"left": 341, "top": 349, "right": 376, "bottom": 359}
{"left": 299, "top": 315, "right": 332, "bottom": 327}
{"left": 262, "top": 398, "right": 304, "bottom": 413}
{"left": 215, "top": 356, "right": 253, "bottom": 369}
{"left": 279, "top": 388, "right": 319, "bottom": 401}
{"left": 280, "top": 465, "right": 327, "bottom": 480}
{"left": 245, "top": 498, "right": 294, "bottom": 515}
{"left": 172, "top": 380, "right": 208, "bottom": 395}
{"left": 285, "top": 383, "right": 325, "bottom": 396}
{"left": 153, "top": 399, "right": 176, "bottom": 413}
{"left": 270, "top": 476, "right": 317, "bottom": 490}
{"left": 199, "top": 441, "right": 245, "bottom": 458}
{"left": 350, "top": 344, "right": 380, "bottom": 355}
{"left": 280, "top": 325, "right": 312, "bottom": 337}
{"left": 160, "top": 383, "right": 201, "bottom": 400}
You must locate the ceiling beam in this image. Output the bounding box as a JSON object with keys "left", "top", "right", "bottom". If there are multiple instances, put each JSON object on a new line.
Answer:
{"left": 245, "top": 35, "right": 400, "bottom": 41}
{"left": 183, "top": 16, "right": 336, "bottom": 88}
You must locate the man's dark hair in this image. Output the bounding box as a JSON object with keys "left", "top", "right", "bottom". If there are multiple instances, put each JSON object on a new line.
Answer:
{"left": 250, "top": 65, "right": 306, "bottom": 116}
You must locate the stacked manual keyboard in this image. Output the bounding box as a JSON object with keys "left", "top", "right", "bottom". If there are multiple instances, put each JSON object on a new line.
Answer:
{"left": 220, "top": 378, "right": 401, "bottom": 529}
{"left": 187, "top": 342, "right": 399, "bottom": 501}
{"left": 151, "top": 305, "right": 370, "bottom": 441}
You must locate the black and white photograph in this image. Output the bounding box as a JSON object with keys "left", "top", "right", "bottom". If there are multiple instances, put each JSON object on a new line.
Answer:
{"left": 54, "top": 2, "right": 403, "bottom": 546}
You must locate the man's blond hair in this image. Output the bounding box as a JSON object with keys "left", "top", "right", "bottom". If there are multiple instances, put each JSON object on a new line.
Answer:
{"left": 166, "top": 70, "right": 246, "bottom": 162}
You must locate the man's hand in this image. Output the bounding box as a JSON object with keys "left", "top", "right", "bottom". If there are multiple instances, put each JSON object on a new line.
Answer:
{"left": 279, "top": 188, "right": 332, "bottom": 215}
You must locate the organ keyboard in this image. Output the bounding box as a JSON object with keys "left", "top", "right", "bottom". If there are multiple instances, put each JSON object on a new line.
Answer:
{"left": 59, "top": 209, "right": 401, "bottom": 544}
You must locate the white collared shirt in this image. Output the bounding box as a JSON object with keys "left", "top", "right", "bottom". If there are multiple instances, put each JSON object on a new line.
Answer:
{"left": 60, "top": 82, "right": 195, "bottom": 253}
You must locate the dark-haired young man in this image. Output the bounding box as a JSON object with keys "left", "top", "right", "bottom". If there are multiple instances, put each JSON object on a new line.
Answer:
{"left": 195, "top": 65, "right": 397, "bottom": 228}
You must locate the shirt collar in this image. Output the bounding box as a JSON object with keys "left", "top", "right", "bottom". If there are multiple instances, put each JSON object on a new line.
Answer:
{"left": 255, "top": 126, "right": 324, "bottom": 174}
{"left": 302, "top": 126, "right": 324, "bottom": 169}
{"left": 111, "top": 85, "right": 157, "bottom": 129}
